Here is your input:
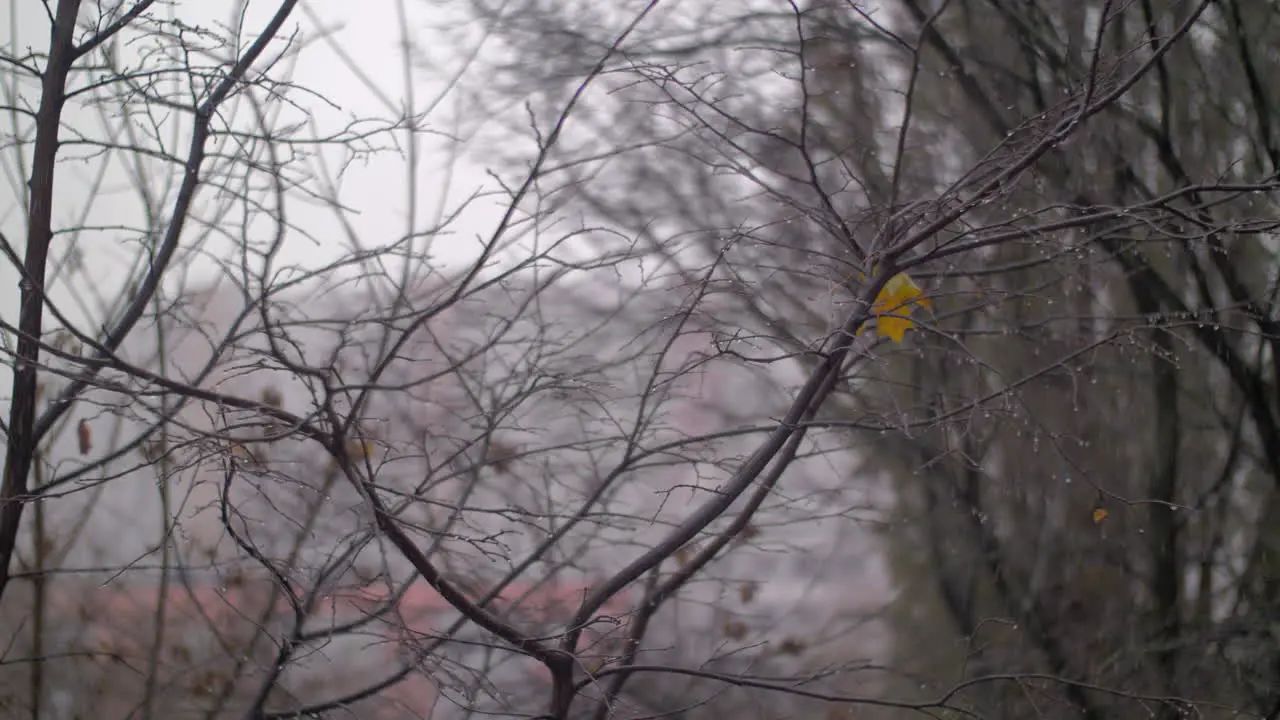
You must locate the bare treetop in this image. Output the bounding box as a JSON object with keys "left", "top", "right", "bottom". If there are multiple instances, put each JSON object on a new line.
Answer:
{"left": 3, "top": 1, "right": 1279, "bottom": 719}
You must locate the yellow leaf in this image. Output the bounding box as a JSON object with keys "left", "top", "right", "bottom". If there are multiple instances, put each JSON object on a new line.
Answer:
{"left": 876, "top": 313, "right": 913, "bottom": 343}
{"left": 345, "top": 437, "right": 374, "bottom": 458}
{"left": 857, "top": 272, "right": 930, "bottom": 343}
{"left": 1092, "top": 507, "right": 1109, "bottom": 524}
{"left": 876, "top": 273, "right": 929, "bottom": 312}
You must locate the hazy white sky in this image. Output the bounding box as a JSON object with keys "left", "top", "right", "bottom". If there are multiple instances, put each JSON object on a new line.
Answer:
{"left": 1, "top": 0, "right": 520, "bottom": 334}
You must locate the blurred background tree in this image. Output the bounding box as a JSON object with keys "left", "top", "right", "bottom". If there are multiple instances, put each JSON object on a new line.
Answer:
{"left": 461, "top": 0, "right": 1280, "bottom": 716}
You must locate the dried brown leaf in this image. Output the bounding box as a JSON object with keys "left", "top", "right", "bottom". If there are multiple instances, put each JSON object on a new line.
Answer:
{"left": 260, "top": 386, "right": 283, "bottom": 408}
{"left": 77, "top": 419, "right": 92, "bottom": 455}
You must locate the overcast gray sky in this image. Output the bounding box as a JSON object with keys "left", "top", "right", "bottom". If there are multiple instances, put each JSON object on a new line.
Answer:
{"left": 1, "top": 1, "right": 515, "bottom": 335}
